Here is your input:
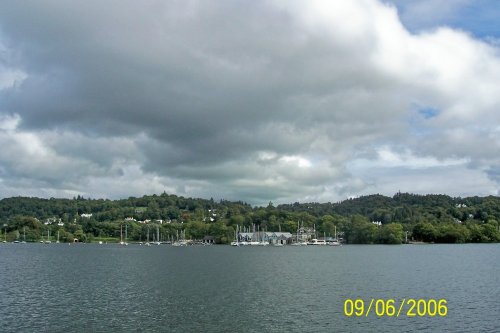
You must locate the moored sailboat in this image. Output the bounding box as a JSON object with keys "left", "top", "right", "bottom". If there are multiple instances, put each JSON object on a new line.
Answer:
{"left": 45, "top": 230, "right": 52, "bottom": 244}
{"left": 231, "top": 225, "right": 240, "bottom": 246}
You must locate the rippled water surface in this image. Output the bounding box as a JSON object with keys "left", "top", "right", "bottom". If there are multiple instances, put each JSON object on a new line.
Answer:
{"left": 0, "top": 243, "right": 498, "bottom": 332}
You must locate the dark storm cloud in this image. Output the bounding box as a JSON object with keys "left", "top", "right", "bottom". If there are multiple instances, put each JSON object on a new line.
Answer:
{"left": 0, "top": 1, "right": 391, "bottom": 132}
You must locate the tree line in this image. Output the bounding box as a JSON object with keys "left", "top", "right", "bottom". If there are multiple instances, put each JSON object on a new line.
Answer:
{"left": 0, "top": 192, "right": 499, "bottom": 244}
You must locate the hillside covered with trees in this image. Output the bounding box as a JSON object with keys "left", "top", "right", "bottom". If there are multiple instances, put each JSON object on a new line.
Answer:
{"left": 1, "top": 192, "right": 499, "bottom": 244}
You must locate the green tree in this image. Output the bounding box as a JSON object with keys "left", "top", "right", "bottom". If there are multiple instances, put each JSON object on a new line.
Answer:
{"left": 320, "top": 215, "right": 336, "bottom": 237}
{"left": 435, "top": 224, "right": 469, "bottom": 243}
{"left": 482, "top": 222, "right": 500, "bottom": 242}
{"left": 377, "top": 223, "right": 404, "bottom": 244}
{"left": 73, "top": 228, "right": 87, "bottom": 242}
{"left": 412, "top": 222, "right": 437, "bottom": 242}
{"left": 186, "top": 221, "right": 208, "bottom": 240}
{"left": 345, "top": 215, "right": 377, "bottom": 244}
{"left": 209, "top": 222, "right": 233, "bottom": 244}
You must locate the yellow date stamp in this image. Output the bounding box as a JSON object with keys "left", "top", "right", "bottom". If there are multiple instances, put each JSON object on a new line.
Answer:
{"left": 343, "top": 299, "right": 447, "bottom": 317}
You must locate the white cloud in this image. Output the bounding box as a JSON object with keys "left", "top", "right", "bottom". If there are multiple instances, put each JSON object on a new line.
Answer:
{"left": 0, "top": 67, "right": 26, "bottom": 90}
{"left": 0, "top": 113, "right": 20, "bottom": 130}
{"left": 372, "top": 147, "right": 468, "bottom": 169}
{"left": 279, "top": 155, "right": 312, "bottom": 168}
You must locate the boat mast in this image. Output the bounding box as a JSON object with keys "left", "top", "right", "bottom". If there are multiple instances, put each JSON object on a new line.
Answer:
{"left": 297, "top": 221, "right": 299, "bottom": 243}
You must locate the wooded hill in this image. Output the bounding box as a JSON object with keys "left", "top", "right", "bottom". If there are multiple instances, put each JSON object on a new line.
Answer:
{"left": 1, "top": 192, "right": 499, "bottom": 244}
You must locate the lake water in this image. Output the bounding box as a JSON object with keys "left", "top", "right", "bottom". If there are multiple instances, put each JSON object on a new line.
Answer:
{"left": 0, "top": 243, "right": 498, "bottom": 332}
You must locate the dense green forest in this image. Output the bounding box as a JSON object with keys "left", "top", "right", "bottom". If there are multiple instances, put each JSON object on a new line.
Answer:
{"left": 1, "top": 192, "right": 499, "bottom": 244}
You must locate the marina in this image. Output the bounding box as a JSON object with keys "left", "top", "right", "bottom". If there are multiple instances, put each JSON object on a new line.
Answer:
{"left": 231, "top": 223, "right": 343, "bottom": 247}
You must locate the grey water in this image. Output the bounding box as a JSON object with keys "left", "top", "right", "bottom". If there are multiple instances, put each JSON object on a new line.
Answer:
{"left": 0, "top": 243, "right": 498, "bottom": 332}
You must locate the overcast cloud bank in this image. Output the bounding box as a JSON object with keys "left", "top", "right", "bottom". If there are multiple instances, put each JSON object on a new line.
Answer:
{"left": 0, "top": 0, "right": 499, "bottom": 205}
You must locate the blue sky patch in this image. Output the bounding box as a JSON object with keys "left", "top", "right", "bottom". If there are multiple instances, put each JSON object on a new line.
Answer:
{"left": 386, "top": 0, "right": 500, "bottom": 39}
{"left": 417, "top": 106, "right": 439, "bottom": 119}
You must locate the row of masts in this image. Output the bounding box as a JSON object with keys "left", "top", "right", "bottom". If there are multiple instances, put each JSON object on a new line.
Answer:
{"left": 5, "top": 227, "right": 57, "bottom": 244}
{"left": 234, "top": 222, "right": 338, "bottom": 239}
{"left": 232, "top": 221, "right": 340, "bottom": 246}
{"left": 120, "top": 224, "right": 186, "bottom": 245}
{"left": 40, "top": 229, "right": 60, "bottom": 244}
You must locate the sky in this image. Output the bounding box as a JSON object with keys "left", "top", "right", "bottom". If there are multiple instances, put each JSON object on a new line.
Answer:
{"left": 0, "top": 0, "right": 499, "bottom": 206}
